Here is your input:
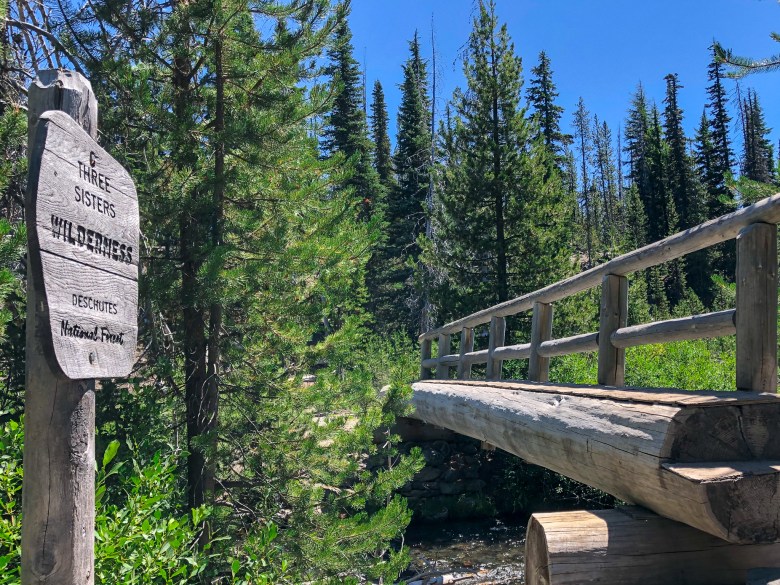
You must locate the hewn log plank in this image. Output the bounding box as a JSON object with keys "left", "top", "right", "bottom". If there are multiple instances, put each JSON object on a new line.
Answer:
{"left": 529, "top": 302, "right": 552, "bottom": 382}
{"left": 526, "top": 507, "right": 780, "bottom": 585}
{"left": 22, "top": 70, "right": 97, "bottom": 585}
{"left": 457, "top": 327, "right": 474, "bottom": 379}
{"left": 420, "top": 192, "right": 780, "bottom": 340}
{"left": 492, "top": 342, "right": 530, "bottom": 361}
{"left": 486, "top": 316, "right": 505, "bottom": 380}
{"left": 598, "top": 274, "right": 627, "bottom": 386}
{"left": 612, "top": 309, "right": 736, "bottom": 349}
{"left": 736, "top": 223, "right": 778, "bottom": 392}
{"left": 410, "top": 379, "right": 780, "bottom": 543}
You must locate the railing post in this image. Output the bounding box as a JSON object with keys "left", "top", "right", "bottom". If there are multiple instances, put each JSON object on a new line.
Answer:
{"left": 598, "top": 274, "right": 628, "bottom": 386}
{"left": 487, "top": 316, "right": 506, "bottom": 380}
{"left": 457, "top": 327, "right": 474, "bottom": 380}
{"left": 736, "top": 222, "right": 778, "bottom": 392}
{"left": 420, "top": 338, "right": 432, "bottom": 380}
{"left": 436, "top": 334, "right": 452, "bottom": 380}
{"left": 529, "top": 302, "right": 553, "bottom": 382}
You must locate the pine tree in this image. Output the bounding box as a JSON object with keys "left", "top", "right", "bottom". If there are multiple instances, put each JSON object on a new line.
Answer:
{"left": 592, "top": 116, "right": 619, "bottom": 254}
{"left": 425, "top": 0, "right": 570, "bottom": 321}
{"left": 63, "top": 0, "right": 416, "bottom": 578}
{"left": 573, "top": 98, "right": 596, "bottom": 265}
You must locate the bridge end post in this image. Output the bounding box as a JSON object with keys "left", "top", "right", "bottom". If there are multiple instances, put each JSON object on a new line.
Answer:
{"left": 435, "top": 334, "right": 452, "bottom": 380}
{"left": 598, "top": 274, "right": 628, "bottom": 386}
{"left": 420, "top": 338, "right": 432, "bottom": 380}
{"left": 736, "top": 222, "right": 778, "bottom": 392}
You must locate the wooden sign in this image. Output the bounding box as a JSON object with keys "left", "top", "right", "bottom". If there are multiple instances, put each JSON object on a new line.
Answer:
{"left": 27, "top": 110, "right": 138, "bottom": 379}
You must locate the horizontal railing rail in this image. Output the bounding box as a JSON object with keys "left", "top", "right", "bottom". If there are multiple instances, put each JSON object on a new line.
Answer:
{"left": 419, "top": 193, "right": 780, "bottom": 392}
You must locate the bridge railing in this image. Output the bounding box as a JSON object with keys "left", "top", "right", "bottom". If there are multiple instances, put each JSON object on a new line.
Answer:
{"left": 419, "top": 193, "right": 780, "bottom": 392}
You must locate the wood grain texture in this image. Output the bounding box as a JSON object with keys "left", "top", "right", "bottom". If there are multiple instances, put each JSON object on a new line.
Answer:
{"left": 420, "top": 192, "right": 780, "bottom": 340}
{"left": 22, "top": 69, "right": 97, "bottom": 585}
{"left": 529, "top": 302, "right": 552, "bottom": 382}
{"left": 526, "top": 508, "right": 780, "bottom": 585}
{"left": 411, "top": 379, "right": 780, "bottom": 543}
{"left": 538, "top": 332, "right": 598, "bottom": 358}
{"left": 598, "top": 274, "right": 627, "bottom": 386}
{"left": 419, "top": 338, "right": 432, "bottom": 379}
{"left": 611, "top": 309, "right": 736, "bottom": 349}
{"left": 736, "top": 223, "right": 778, "bottom": 392}
{"left": 27, "top": 109, "right": 139, "bottom": 379}
{"left": 486, "top": 316, "right": 505, "bottom": 380}
{"left": 436, "top": 334, "right": 451, "bottom": 379}
{"left": 457, "top": 327, "right": 474, "bottom": 379}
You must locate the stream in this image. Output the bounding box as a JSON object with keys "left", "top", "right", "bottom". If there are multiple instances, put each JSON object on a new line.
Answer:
{"left": 402, "top": 518, "right": 526, "bottom": 584}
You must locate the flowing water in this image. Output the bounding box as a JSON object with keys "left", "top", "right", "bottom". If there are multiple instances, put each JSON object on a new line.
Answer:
{"left": 402, "top": 518, "right": 526, "bottom": 584}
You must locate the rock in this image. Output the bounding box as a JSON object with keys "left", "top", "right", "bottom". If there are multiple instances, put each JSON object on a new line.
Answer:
{"left": 414, "top": 466, "right": 442, "bottom": 482}
{"left": 440, "top": 480, "right": 467, "bottom": 495}
{"left": 422, "top": 440, "right": 451, "bottom": 466}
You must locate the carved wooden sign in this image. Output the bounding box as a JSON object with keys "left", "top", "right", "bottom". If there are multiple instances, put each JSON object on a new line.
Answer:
{"left": 27, "top": 110, "right": 138, "bottom": 379}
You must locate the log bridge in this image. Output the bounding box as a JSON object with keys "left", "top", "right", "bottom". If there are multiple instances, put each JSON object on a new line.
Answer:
{"left": 413, "top": 194, "right": 780, "bottom": 585}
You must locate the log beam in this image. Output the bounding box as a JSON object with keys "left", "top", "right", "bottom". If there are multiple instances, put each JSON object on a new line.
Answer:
{"left": 526, "top": 507, "right": 780, "bottom": 585}
{"left": 411, "top": 379, "right": 780, "bottom": 543}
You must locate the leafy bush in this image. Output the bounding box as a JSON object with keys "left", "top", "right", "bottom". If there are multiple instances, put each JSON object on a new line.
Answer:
{"left": 0, "top": 415, "right": 22, "bottom": 584}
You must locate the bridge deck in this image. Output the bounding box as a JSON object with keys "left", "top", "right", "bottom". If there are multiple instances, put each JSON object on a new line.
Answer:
{"left": 410, "top": 379, "right": 780, "bottom": 543}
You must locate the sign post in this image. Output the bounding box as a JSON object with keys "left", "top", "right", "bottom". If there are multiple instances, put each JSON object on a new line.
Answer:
{"left": 21, "top": 70, "right": 139, "bottom": 585}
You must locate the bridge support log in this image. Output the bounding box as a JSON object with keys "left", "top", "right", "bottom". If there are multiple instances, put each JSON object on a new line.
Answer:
{"left": 525, "top": 507, "right": 780, "bottom": 585}
{"left": 411, "top": 379, "right": 780, "bottom": 543}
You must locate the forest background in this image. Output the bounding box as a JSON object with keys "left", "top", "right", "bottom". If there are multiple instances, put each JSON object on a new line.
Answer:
{"left": 0, "top": 0, "right": 778, "bottom": 583}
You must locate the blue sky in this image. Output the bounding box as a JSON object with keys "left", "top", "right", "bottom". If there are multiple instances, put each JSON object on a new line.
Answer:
{"left": 349, "top": 0, "right": 780, "bottom": 156}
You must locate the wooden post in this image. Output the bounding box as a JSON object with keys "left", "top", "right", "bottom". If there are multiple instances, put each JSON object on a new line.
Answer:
{"left": 457, "top": 327, "right": 474, "bottom": 380}
{"left": 598, "top": 274, "right": 628, "bottom": 386}
{"left": 736, "top": 222, "right": 778, "bottom": 392}
{"left": 420, "top": 338, "right": 432, "bottom": 380}
{"left": 529, "top": 301, "right": 553, "bottom": 382}
{"left": 436, "top": 334, "right": 451, "bottom": 379}
{"left": 22, "top": 70, "right": 98, "bottom": 585}
{"left": 486, "top": 316, "right": 505, "bottom": 380}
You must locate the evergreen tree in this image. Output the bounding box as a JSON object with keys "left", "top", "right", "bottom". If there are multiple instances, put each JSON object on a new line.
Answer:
{"left": 705, "top": 53, "right": 736, "bottom": 217}
{"left": 370, "top": 80, "right": 394, "bottom": 191}
{"left": 573, "top": 97, "right": 596, "bottom": 265}
{"left": 424, "top": 0, "right": 570, "bottom": 321}
{"left": 526, "top": 51, "right": 569, "bottom": 163}
{"left": 324, "top": 15, "right": 381, "bottom": 219}
{"left": 62, "top": 0, "right": 416, "bottom": 578}
{"left": 592, "top": 116, "right": 620, "bottom": 253}
{"left": 740, "top": 88, "right": 774, "bottom": 184}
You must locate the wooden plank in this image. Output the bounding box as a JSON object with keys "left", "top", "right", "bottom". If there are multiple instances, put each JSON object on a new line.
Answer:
{"left": 411, "top": 380, "right": 780, "bottom": 542}
{"left": 526, "top": 508, "right": 780, "bottom": 585}
{"left": 486, "top": 316, "right": 505, "bottom": 380}
{"left": 419, "top": 338, "right": 432, "bottom": 379}
{"left": 598, "top": 274, "right": 627, "bottom": 386}
{"left": 457, "top": 327, "right": 474, "bottom": 379}
{"left": 22, "top": 69, "right": 97, "bottom": 585}
{"left": 736, "top": 223, "right": 778, "bottom": 392}
{"left": 420, "top": 192, "right": 780, "bottom": 340}
{"left": 435, "top": 334, "right": 451, "bottom": 380}
{"left": 538, "top": 332, "right": 598, "bottom": 357}
{"left": 529, "top": 301, "right": 553, "bottom": 382}
{"left": 417, "top": 378, "right": 780, "bottom": 407}
{"left": 612, "top": 309, "right": 736, "bottom": 349}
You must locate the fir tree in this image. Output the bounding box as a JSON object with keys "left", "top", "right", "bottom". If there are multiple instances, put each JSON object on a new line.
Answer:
{"left": 573, "top": 97, "right": 596, "bottom": 266}
{"left": 592, "top": 116, "right": 620, "bottom": 254}
{"left": 370, "top": 80, "right": 394, "bottom": 191}
{"left": 740, "top": 88, "right": 774, "bottom": 184}
{"left": 526, "top": 51, "right": 569, "bottom": 163}
{"left": 425, "top": 0, "right": 570, "bottom": 321}
{"left": 705, "top": 53, "right": 736, "bottom": 217}
{"left": 324, "top": 15, "right": 381, "bottom": 219}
